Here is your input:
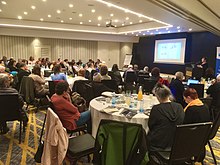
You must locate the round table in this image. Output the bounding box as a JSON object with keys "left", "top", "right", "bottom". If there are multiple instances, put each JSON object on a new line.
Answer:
{"left": 89, "top": 94, "right": 159, "bottom": 137}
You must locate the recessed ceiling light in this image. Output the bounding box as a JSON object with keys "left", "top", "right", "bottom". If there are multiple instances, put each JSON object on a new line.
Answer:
{"left": 122, "top": 23, "right": 124, "bottom": 26}
{"left": 1, "top": 1, "right": 6, "bottom": 5}
{"left": 91, "top": 9, "right": 95, "bottom": 13}
{"left": 57, "top": 10, "right": 61, "bottom": 14}
{"left": 31, "top": 6, "right": 36, "bottom": 10}
{"left": 156, "top": 29, "right": 158, "bottom": 31}
{"left": 125, "top": 17, "right": 129, "bottom": 20}
{"left": 177, "top": 26, "right": 180, "bottom": 29}
{"left": 106, "top": 21, "right": 109, "bottom": 24}
{"left": 159, "top": 32, "right": 161, "bottom": 34}
{"left": 89, "top": 20, "right": 92, "bottom": 22}
{"left": 139, "top": 20, "right": 142, "bottom": 23}
{"left": 131, "top": 32, "right": 134, "bottom": 34}
{"left": 61, "top": 20, "right": 64, "bottom": 23}
{"left": 17, "top": 16, "right": 22, "bottom": 20}
{"left": 150, "top": 32, "right": 154, "bottom": 35}
{"left": 147, "top": 30, "right": 149, "bottom": 32}
{"left": 136, "top": 34, "right": 138, "bottom": 36}
{"left": 97, "top": 24, "right": 101, "bottom": 26}
{"left": 0, "top": 9, "right": 2, "bottom": 12}
{"left": 80, "top": 22, "right": 83, "bottom": 24}
{"left": 168, "top": 31, "right": 170, "bottom": 33}
{"left": 98, "top": 16, "right": 102, "bottom": 20}
{"left": 115, "top": 25, "right": 117, "bottom": 27}
{"left": 114, "top": 19, "right": 118, "bottom": 23}
{"left": 166, "top": 28, "right": 169, "bottom": 30}
{"left": 138, "top": 14, "right": 142, "bottom": 18}
{"left": 189, "top": 28, "right": 192, "bottom": 31}
{"left": 139, "top": 31, "right": 141, "bottom": 33}
{"left": 143, "top": 33, "right": 146, "bottom": 36}
{"left": 69, "top": 4, "right": 73, "bottom": 8}
{"left": 69, "top": 17, "right": 72, "bottom": 20}
{"left": 79, "top": 13, "right": 83, "bottom": 17}
{"left": 178, "top": 30, "right": 181, "bottom": 32}
{"left": 24, "top": 12, "right": 28, "bottom": 15}
{"left": 42, "top": 0, "right": 46, "bottom": 2}
{"left": 110, "top": 13, "right": 114, "bottom": 17}
{"left": 129, "top": 22, "right": 133, "bottom": 24}
{"left": 40, "top": 18, "right": 44, "bottom": 21}
{"left": 48, "top": 14, "right": 51, "bottom": 18}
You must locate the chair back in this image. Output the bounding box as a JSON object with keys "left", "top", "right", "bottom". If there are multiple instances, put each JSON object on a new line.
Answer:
{"left": 138, "top": 75, "right": 149, "bottom": 85}
{"left": 143, "top": 78, "right": 157, "bottom": 94}
{"left": 44, "top": 70, "right": 54, "bottom": 77}
{"left": 0, "top": 94, "right": 21, "bottom": 121}
{"left": 85, "top": 70, "right": 91, "bottom": 80}
{"left": 101, "top": 79, "right": 118, "bottom": 93}
{"left": 189, "top": 84, "right": 204, "bottom": 98}
{"left": 209, "top": 112, "right": 220, "bottom": 140}
{"left": 169, "top": 122, "right": 212, "bottom": 163}
{"left": 124, "top": 71, "right": 137, "bottom": 83}
{"left": 19, "top": 76, "right": 35, "bottom": 104}
{"left": 94, "top": 119, "right": 147, "bottom": 165}
{"left": 91, "top": 69, "right": 98, "bottom": 80}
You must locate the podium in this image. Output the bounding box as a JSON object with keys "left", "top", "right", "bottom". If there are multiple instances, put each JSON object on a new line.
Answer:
{"left": 185, "top": 65, "right": 203, "bottom": 80}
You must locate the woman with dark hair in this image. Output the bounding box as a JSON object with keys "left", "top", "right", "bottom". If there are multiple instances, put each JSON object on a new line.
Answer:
{"left": 51, "top": 64, "right": 67, "bottom": 81}
{"left": 183, "top": 88, "right": 210, "bottom": 124}
{"left": 150, "top": 67, "right": 169, "bottom": 86}
{"left": 111, "top": 64, "right": 122, "bottom": 85}
{"left": 29, "top": 64, "right": 49, "bottom": 96}
{"left": 8, "top": 59, "right": 18, "bottom": 72}
{"left": 147, "top": 83, "right": 184, "bottom": 152}
{"left": 204, "top": 67, "right": 215, "bottom": 80}
{"left": 100, "top": 65, "right": 111, "bottom": 80}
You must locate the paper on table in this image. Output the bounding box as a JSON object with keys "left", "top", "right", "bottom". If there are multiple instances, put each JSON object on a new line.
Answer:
{"left": 103, "top": 107, "right": 119, "bottom": 114}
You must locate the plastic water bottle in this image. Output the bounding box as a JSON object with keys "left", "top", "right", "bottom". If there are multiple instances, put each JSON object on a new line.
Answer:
{"left": 112, "top": 92, "right": 116, "bottom": 107}
{"left": 139, "top": 99, "right": 144, "bottom": 113}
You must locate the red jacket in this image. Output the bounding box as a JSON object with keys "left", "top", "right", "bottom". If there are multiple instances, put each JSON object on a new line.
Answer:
{"left": 51, "top": 94, "right": 80, "bottom": 130}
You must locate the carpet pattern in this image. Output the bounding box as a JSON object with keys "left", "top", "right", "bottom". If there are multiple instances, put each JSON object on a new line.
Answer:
{"left": 0, "top": 108, "right": 220, "bottom": 165}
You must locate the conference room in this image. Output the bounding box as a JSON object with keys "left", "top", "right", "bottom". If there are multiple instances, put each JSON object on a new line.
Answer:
{"left": 0, "top": 0, "right": 220, "bottom": 164}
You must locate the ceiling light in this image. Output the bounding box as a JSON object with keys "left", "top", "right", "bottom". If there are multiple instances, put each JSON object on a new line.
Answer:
{"left": 17, "top": 16, "right": 22, "bottom": 20}
{"left": 115, "top": 25, "right": 117, "bottom": 27}
{"left": 122, "top": 23, "right": 124, "bottom": 26}
{"left": 1, "top": 1, "right": 6, "bottom": 5}
{"left": 189, "top": 28, "right": 192, "bottom": 31}
{"left": 150, "top": 32, "right": 153, "bottom": 35}
{"left": 114, "top": 19, "right": 118, "bottom": 23}
{"left": 48, "top": 15, "right": 51, "bottom": 18}
{"left": 91, "top": 9, "right": 95, "bottom": 13}
{"left": 178, "top": 30, "right": 181, "bottom": 32}
{"left": 31, "top": 6, "right": 36, "bottom": 10}
{"left": 79, "top": 13, "right": 83, "bottom": 17}
{"left": 110, "top": 13, "right": 114, "bottom": 17}
{"left": 166, "top": 28, "right": 169, "bottom": 30}
{"left": 98, "top": 16, "right": 102, "bottom": 20}
{"left": 159, "top": 32, "right": 161, "bottom": 34}
{"left": 177, "top": 26, "right": 180, "bottom": 29}
{"left": 106, "top": 21, "right": 109, "bottom": 24}
{"left": 42, "top": 0, "right": 46, "bottom": 2}
{"left": 80, "top": 22, "right": 83, "bottom": 24}
{"left": 139, "top": 31, "right": 141, "bottom": 33}
{"left": 138, "top": 14, "right": 142, "bottom": 18}
{"left": 24, "top": 12, "right": 28, "bottom": 15}
{"left": 89, "top": 20, "right": 92, "bottom": 22}
{"left": 0, "top": 9, "right": 2, "bottom": 12}
{"left": 168, "top": 31, "right": 170, "bottom": 33}
{"left": 139, "top": 20, "right": 142, "bottom": 23}
{"left": 97, "top": 24, "right": 101, "bottom": 26}
{"left": 129, "top": 22, "right": 133, "bottom": 24}
{"left": 125, "top": 17, "right": 129, "bottom": 20}
{"left": 61, "top": 20, "right": 64, "bottom": 23}
{"left": 143, "top": 33, "right": 146, "bottom": 36}
{"left": 40, "top": 18, "right": 44, "bottom": 21}
{"left": 136, "top": 34, "right": 138, "bottom": 36}
{"left": 69, "top": 17, "right": 72, "bottom": 20}
{"left": 69, "top": 4, "right": 73, "bottom": 8}
{"left": 131, "top": 32, "right": 134, "bottom": 34}
{"left": 156, "top": 29, "right": 158, "bottom": 31}
{"left": 147, "top": 30, "right": 149, "bottom": 32}
{"left": 57, "top": 10, "right": 61, "bottom": 14}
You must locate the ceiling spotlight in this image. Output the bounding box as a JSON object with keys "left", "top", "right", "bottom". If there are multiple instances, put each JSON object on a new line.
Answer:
{"left": 48, "top": 15, "right": 51, "bottom": 18}
{"left": 17, "top": 16, "right": 22, "bottom": 20}
{"left": 168, "top": 31, "right": 170, "bottom": 33}
{"left": 139, "top": 20, "right": 142, "bottom": 23}
{"left": 106, "top": 21, "right": 109, "bottom": 24}
{"left": 177, "top": 26, "right": 180, "bottom": 29}
{"left": 69, "top": 4, "right": 73, "bottom": 8}
{"left": 125, "top": 17, "right": 129, "bottom": 20}
{"left": 166, "top": 28, "right": 169, "bottom": 30}
{"left": 129, "top": 22, "right": 133, "bottom": 24}
{"left": 61, "top": 20, "right": 64, "bottom": 23}
{"left": 57, "top": 10, "right": 61, "bottom": 13}
{"left": 80, "top": 22, "right": 83, "bottom": 24}
{"left": 156, "top": 29, "right": 158, "bottom": 31}
{"left": 139, "top": 31, "right": 141, "bottom": 33}
{"left": 98, "top": 16, "right": 102, "bottom": 20}
{"left": 42, "top": 0, "right": 46, "bottom": 2}
{"left": 24, "top": 12, "right": 28, "bottom": 15}
{"left": 40, "top": 18, "right": 44, "bottom": 21}
{"left": 147, "top": 30, "right": 149, "bottom": 32}
{"left": 178, "top": 30, "right": 181, "bottom": 32}
{"left": 136, "top": 34, "right": 138, "bottom": 36}
{"left": 150, "top": 32, "right": 154, "bottom": 35}
{"left": 122, "top": 23, "right": 124, "bottom": 26}
{"left": 1, "top": 1, "right": 6, "bottom": 5}
{"left": 89, "top": 20, "right": 92, "bottom": 22}
{"left": 143, "top": 33, "right": 146, "bottom": 36}
{"left": 69, "top": 17, "right": 72, "bottom": 20}
{"left": 159, "top": 32, "right": 162, "bottom": 34}
{"left": 91, "top": 9, "right": 95, "bottom": 13}
{"left": 31, "top": 6, "right": 36, "bottom": 10}
{"left": 131, "top": 32, "right": 134, "bottom": 34}
{"left": 0, "top": 9, "right": 2, "bottom": 12}
{"left": 114, "top": 19, "right": 118, "bottom": 23}
{"left": 189, "top": 28, "right": 192, "bottom": 31}
{"left": 110, "top": 13, "right": 114, "bottom": 17}
{"left": 79, "top": 13, "right": 83, "bottom": 17}
{"left": 97, "top": 24, "right": 101, "bottom": 26}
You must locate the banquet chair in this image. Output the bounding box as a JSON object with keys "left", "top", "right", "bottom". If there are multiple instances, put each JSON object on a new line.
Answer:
{"left": 124, "top": 72, "right": 137, "bottom": 92}
{"left": 101, "top": 79, "right": 119, "bottom": 93}
{"left": 189, "top": 83, "right": 204, "bottom": 98}
{"left": 207, "top": 112, "right": 220, "bottom": 165}
{"left": 200, "top": 97, "right": 214, "bottom": 121}
{"left": 149, "top": 122, "right": 212, "bottom": 165}
{"left": 0, "top": 94, "right": 24, "bottom": 143}
{"left": 93, "top": 119, "right": 147, "bottom": 165}
{"left": 143, "top": 78, "right": 157, "bottom": 94}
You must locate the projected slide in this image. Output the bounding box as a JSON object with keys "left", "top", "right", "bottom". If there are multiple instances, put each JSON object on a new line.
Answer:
{"left": 154, "top": 38, "right": 186, "bottom": 64}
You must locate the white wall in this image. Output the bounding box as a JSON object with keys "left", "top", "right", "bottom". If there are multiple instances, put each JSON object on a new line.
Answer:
{"left": 120, "top": 43, "right": 133, "bottom": 68}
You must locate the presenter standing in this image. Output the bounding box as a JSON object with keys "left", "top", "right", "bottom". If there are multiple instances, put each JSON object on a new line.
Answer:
{"left": 197, "top": 57, "right": 208, "bottom": 77}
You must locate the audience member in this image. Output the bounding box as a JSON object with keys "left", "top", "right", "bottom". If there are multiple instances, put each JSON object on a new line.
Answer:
{"left": 29, "top": 65, "right": 49, "bottom": 96}
{"left": 150, "top": 67, "right": 169, "bottom": 86}
{"left": 17, "top": 63, "right": 31, "bottom": 90}
{"left": 69, "top": 68, "right": 88, "bottom": 89}
{"left": 169, "top": 72, "right": 185, "bottom": 106}
{"left": 28, "top": 56, "right": 35, "bottom": 66}
{"left": 51, "top": 81, "right": 91, "bottom": 133}
{"left": 51, "top": 64, "right": 67, "bottom": 81}
{"left": 7, "top": 59, "right": 18, "bottom": 72}
{"left": 207, "top": 74, "right": 220, "bottom": 118}
{"left": 204, "top": 67, "right": 215, "bottom": 80}
{"left": 147, "top": 83, "right": 184, "bottom": 151}
{"left": 0, "top": 74, "right": 28, "bottom": 134}
{"left": 138, "top": 66, "right": 150, "bottom": 77}
{"left": 100, "top": 65, "right": 111, "bottom": 80}
{"left": 111, "top": 64, "right": 122, "bottom": 85}
{"left": 123, "top": 64, "right": 137, "bottom": 84}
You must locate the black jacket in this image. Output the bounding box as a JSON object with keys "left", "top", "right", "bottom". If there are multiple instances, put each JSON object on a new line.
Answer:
{"left": 169, "top": 79, "right": 185, "bottom": 106}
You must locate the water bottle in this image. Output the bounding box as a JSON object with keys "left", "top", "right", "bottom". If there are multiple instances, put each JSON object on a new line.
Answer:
{"left": 112, "top": 92, "right": 116, "bottom": 107}
{"left": 139, "top": 99, "right": 144, "bottom": 113}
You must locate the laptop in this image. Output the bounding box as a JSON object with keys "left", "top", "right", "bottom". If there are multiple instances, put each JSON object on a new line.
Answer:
{"left": 187, "top": 79, "right": 199, "bottom": 86}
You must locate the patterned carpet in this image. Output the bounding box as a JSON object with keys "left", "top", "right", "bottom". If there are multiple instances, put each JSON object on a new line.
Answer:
{"left": 0, "top": 107, "right": 220, "bottom": 165}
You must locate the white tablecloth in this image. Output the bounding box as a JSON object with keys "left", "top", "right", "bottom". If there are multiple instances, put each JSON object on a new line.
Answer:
{"left": 90, "top": 94, "right": 159, "bottom": 137}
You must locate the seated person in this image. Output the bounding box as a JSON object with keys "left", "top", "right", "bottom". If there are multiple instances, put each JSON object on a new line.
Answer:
{"left": 17, "top": 63, "right": 31, "bottom": 90}
{"left": 169, "top": 72, "right": 185, "bottom": 107}
{"left": 183, "top": 88, "right": 210, "bottom": 124}
{"left": 111, "top": 64, "right": 122, "bottom": 85}
{"left": 207, "top": 74, "right": 220, "bottom": 119}
{"left": 138, "top": 66, "right": 150, "bottom": 77}
{"left": 123, "top": 65, "right": 137, "bottom": 83}
{"left": 147, "top": 83, "right": 184, "bottom": 152}
{"left": 29, "top": 65, "right": 49, "bottom": 97}
{"left": 150, "top": 67, "right": 169, "bottom": 86}
{"left": 100, "top": 65, "right": 111, "bottom": 80}
{"left": 51, "top": 81, "right": 91, "bottom": 133}
{"left": 51, "top": 64, "right": 67, "bottom": 81}
{"left": 0, "top": 73, "right": 28, "bottom": 134}
{"left": 69, "top": 68, "right": 88, "bottom": 90}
